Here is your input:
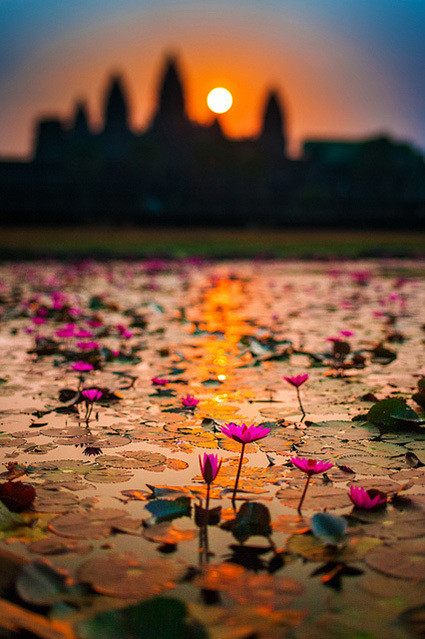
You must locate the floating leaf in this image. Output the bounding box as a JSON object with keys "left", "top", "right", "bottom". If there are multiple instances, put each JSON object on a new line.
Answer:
{"left": 16, "top": 560, "right": 82, "bottom": 605}
{"left": 367, "top": 399, "right": 421, "bottom": 431}
{"left": 77, "top": 596, "right": 207, "bottom": 639}
{"left": 77, "top": 553, "right": 187, "bottom": 599}
{"left": 226, "top": 502, "right": 271, "bottom": 543}
{"left": 145, "top": 497, "right": 191, "bottom": 524}
{"left": 365, "top": 539, "right": 425, "bottom": 580}
{"left": 311, "top": 513, "right": 347, "bottom": 544}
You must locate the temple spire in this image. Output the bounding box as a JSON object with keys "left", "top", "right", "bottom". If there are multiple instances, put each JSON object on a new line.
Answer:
{"left": 153, "top": 55, "right": 187, "bottom": 128}
{"left": 259, "top": 89, "right": 287, "bottom": 156}
{"left": 103, "top": 74, "right": 130, "bottom": 131}
{"left": 71, "top": 101, "right": 90, "bottom": 137}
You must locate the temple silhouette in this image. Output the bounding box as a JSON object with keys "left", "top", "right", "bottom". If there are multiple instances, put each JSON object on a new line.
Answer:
{"left": 1, "top": 54, "right": 424, "bottom": 227}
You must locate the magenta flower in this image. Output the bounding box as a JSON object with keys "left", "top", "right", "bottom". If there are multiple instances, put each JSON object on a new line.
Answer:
{"left": 181, "top": 394, "right": 199, "bottom": 408}
{"left": 290, "top": 457, "right": 333, "bottom": 515}
{"left": 81, "top": 389, "right": 102, "bottom": 403}
{"left": 220, "top": 423, "right": 270, "bottom": 507}
{"left": 199, "top": 453, "right": 222, "bottom": 512}
{"left": 117, "top": 324, "right": 133, "bottom": 339}
{"left": 81, "top": 388, "right": 102, "bottom": 421}
{"left": 283, "top": 374, "right": 309, "bottom": 388}
{"left": 74, "top": 330, "right": 93, "bottom": 338}
{"left": 151, "top": 376, "right": 169, "bottom": 387}
{"left": 32, "top": 316, "right": 46, "bottom": 325}
{"left": 290, "top": 457, "right": 333, "bottom": 476}
{"left": 77, "top": 341, "right": 100, "bottom": 351}
{"left": 220, "top": 423, "right": 271, "bottom": 444}
{"left": 349, "top": 485, "right": 387, "bottom": 509}
{"left": 71, "top": 361, "right": 94, "bottom": 372}
{"left": 199, "top": 453, "right": 222, "bottom": 484}
{"left": 56, "top": 327, "right": 75, "bottom": 338}
{"left": 340, "top": 330, "right": 354, "bottom": 337}
{"left": 86, "top": 319, "right": 103, "bottom": 328}
{"left": 284, "top": 374, "right": 309, "bottom": 420}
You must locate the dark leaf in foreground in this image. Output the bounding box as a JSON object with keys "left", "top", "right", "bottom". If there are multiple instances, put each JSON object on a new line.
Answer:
{"left": 77, "top": 596, "right": 207, "bottom": 639}
{"left": 224, "top": 502, "right": 272, "bottom": 543}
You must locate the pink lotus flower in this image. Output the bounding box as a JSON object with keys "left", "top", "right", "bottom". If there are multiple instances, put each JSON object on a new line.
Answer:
{"left": 340, "top": 330, "right": 354, "bottom": 337}
{"left": 284, "top": 374, "right": 309, "bottom": 420}
{"left": 349, "top": 485, "right": 387, "bottom": 509}
{"left": 71, "top": 361, "right": 94, "bottom": 372}
{"left": 290, "top": 457, "right": 333, "bottom": 476}
{"left": 77, "top": 341, "right": 100, "bottom": 351}
{"left": 199, "top": 453, "right": 222, "bottom": 513}
{"left": 220, "top": 423, "right": 270, "bottom": 507}
{"left": 151, "top": 376, "right": 168, "bottom": 386}
{"left": 181, "top": 394, "right": 199, "bottom": 408}
{"left": 283, "top": 374, "right": 309, "bottom": 388}
{"left": 32, "top": 316, "right": 46, "bottom": 325}
{"left": 56, "top": 327, "right": 75, "bottom": 338}
{"left": 199, "top": 453, "right": 222, "bottom": 484}
{"left": 220, "top": 423, "right": 271, "bottom": 444}
{"left": 74, "top": 330, "right": 93, "bottom": 338}
{"left": 117, "top": 324, "right": 133, "bottom": 339}
{"left": 86, "top": 319, "right": 103, "bottom": 328}
{"left": 81, "top": 389, "right": 102, "bottom": 403}
{"left": 290, "top": 457, "right": 333, "bottom": 515}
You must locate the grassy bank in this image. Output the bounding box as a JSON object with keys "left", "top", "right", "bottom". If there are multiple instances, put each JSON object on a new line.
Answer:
{"left": 0, "top": 227, "right": 424, "bottom": 259}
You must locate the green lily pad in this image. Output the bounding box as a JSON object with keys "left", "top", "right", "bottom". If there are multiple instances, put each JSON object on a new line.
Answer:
{"left": 311, "top": 513, "right": 347, "bottom": 545}
{"left": 145, "top": 497, "right": 191, "bottom": 524}
{"left": 77, "top": 596, "right": 207, "bottom": 639}
{"left": 367, "top": 399, "right": 422, "bottom": 431}
{"left": 227, "top": 502, "right": 272, "bottom": 543}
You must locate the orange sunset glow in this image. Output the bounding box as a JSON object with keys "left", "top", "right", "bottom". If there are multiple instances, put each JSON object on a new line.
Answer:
{"left": 1, "top": 2, "right": 416, "bottom": 159}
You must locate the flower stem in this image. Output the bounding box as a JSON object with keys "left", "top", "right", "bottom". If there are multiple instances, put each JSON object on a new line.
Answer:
{"left": 296, "top": 387, "right": 306, "bottom": 422}
{"left": 206, "top": 482, "right": 210, "bottom": 513}
{"left": 232, "top": 442, "right": 246, "bottom": 508}
{"left": 298, "top": 474, "right": 311, "bottom": 515}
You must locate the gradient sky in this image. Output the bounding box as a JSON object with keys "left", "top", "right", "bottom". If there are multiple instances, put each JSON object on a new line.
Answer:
{"left": 1, "top": 0, "right": 424, "bottom": 158}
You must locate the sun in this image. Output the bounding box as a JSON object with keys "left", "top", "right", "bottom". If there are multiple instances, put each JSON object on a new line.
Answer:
{"left": 207, "top": 87, "right": 233, "bottom": 114}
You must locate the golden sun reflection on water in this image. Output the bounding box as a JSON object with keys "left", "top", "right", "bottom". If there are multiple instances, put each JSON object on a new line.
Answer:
{"left": 188, "top": 275, "right": 255, "bottom": 420}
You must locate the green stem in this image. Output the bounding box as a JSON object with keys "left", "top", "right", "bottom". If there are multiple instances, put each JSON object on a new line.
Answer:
{"left": 206, "top": 482, "right": 210, "bottom": 513}
{"left": 298, "top": 474, "right": 311, "bottom": 515}
{"left": 232, "top": 442, "right": 245, "bottom": 508}
{"left": 296, "top": 387, "right": 306, "bottom": 422}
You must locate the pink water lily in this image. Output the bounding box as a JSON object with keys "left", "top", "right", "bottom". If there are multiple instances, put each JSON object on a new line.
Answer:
{"left": 181, "top": 394, "right": 199, "bottom": 408}
{"left": 284, "top": 374, "right": 309, "bottom": 420}
{"left": 77, "top": 341, "right": 100, "bottom": 351}
{"left": 220, "top": 423, "right": 271, "bottom": 507}
{"left": 283, "top": 374, "right": 309, "bottom": 388}
{"left": 71, "top": 361, "right": 94, "bottom": 372}
{"left": 199, "top": 453, "right": 222, "bottom": 484}
{"left": 199, "top": 453, "right": 222, "bottom": 512}
{"left": 349, "top": 485, "right": 387, "bottom": 509}
{"left": 290, "top": 457, "right": 333, "bottom": 515}
{"left": 81, "top": 389, "right": 102, "bottom": 403}
{"left": 290, "top": 457, "right": 333, "bottom": 476}
{"left": 56, "top": 327, "right": 75, "bottom": 338}
{"left": 81, "top": 388, "right": 102, "bottom": 421}
{"left": 74, "top": 329, "right": 93, "bottom": 338}
{"left": 340, "top": 330, "right": 354, "bottom": 337}
{"left": 151, "top": 376, "right": 168, "bottom": 386}
{"left": 220, "top": 422, "right": 271, "bottom": 444}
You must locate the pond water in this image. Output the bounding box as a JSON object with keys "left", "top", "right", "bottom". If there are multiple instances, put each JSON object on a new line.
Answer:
{"left": 0, "top": 258, "right": 424, "bottom": 639}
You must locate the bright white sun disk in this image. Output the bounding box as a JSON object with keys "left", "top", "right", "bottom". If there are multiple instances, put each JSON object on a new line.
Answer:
{"left": 207, "top": 88, "right": 233, "bottom": 114}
